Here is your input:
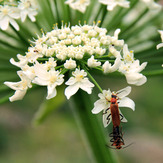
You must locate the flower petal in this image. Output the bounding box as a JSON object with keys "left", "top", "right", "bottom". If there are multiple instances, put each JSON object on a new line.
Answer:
{"left": 0, "top": 16, "right": 9, "bottom": 30}
{"left": 103, "top": 108, "right": 112, "bottom": 127}
{"left": 65, "top": 83, "right": 79, "bottom": 99}
{"left": 46, "top": 84, "right": 57, "bottom": 99}
{"left": 118, "top": 97, "right": 135, "bottom": 111}
{"left": 125, "top": 73, "right": 147, "bottom": 86}
{"left": 10, "top": 18, "right": 19, "bottom": 31}
{"left": 32, "top": 77, "right": 47, "bottom": 86}
{"left": 65, "top": 77, "right": 76, "bottom": 85}
{"left": 119, "top": 109, "right": 127, "bottom": 123}
{"left": 9, "top": 90, "right": 27, "bottom": 102}
{"left": 92, "top": 99, "right": 108, "bottom": 114}
{"left": 80, "top": 79, "right": 94, "bottom": 94}
{"left": 117, "top": 86, "right": 131, "bottom": 98}
{"left": 157, "top": 43, "right": 163, "bottom": 49}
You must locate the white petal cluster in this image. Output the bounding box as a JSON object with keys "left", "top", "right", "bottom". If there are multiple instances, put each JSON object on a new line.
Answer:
{"left": 4, "top": 23, "right": 147, "bottom": 102}
{"left": 92, "top": 86, "right": 135, "bottom": 127}
{"left": 99, "top": 0, "right": 130, "bottom": 11}
{"left": 87, "top": 56, "right": 101, "bottom": 68}
{"left": 33, "top": 61, "right": 64, "bottom": 99}
{"left": 157, "top": 30, "right": 163, "bottom": 49}
{"left": 65, "top": 68, "right": 94, "bottom": 99}
{"left": 118, "top": 45, "right": 147, "bottom": 86}
{"left": 102, "top": 56, "right": 121, "bottom": 73}
{"left": 102, "top": 44, "right": 147, "bottom": 85}
{"left": 4, "top": 71, "right": 32, "bottom": 102}
{"left": 0, "top": 0, "right": 37, "bottom": 31}
{"left": 65, "top": 0, "right": 90, "bottom": 13}
{"left": 18, "top": 0, "right": 37, "bottom": 22}
{"left": 64, "top": 58, "right": 76, "bottom": 69}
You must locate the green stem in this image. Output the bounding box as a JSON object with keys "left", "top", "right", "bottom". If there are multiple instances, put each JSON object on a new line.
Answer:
{"left": 66, "top": 5, "right": 72, "bottom": 24}
{"left": 106, "top": 8, "right": 123, "bottom": 31}
{"left": 10, "top": 24, "right": 29, "bottom": 46}
{"left": 83, "top": 66, "right": 103, "bottom": 93}
{"left": 99, "top": 5, "right": 107, "bottom": 27}
{"left": 0, "top": 30, "right": 20, "bottom": 42}
{"left": 69, "top": 90, "right": 117, "bottom": 163}
{"left": 93, "top": 4, "right": 103, "bottom": 22}
{"left": 47, "top": 0, "right": 56, "bottom": 23}
{"left": 143, "top": 69, "right": 163, "bottom": 76}
{"left": 122, "top": 11, "right": 162, "bottom": 41}
{"left": 60, "top": 68, "right": 68, "bottom": 75}
{"left": 0, "top": 40, "right": 25, "bottom": 52}
{"left": 55, "top": 65, "right": 64, "bottom": 70}
{"left": 120, "top": 8, "right": 149, "bottom": 35}
{"left": 54, "top": 0, "right": 61, "bottom": 27}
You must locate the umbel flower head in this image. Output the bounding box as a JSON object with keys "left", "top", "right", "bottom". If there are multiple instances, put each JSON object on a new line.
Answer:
{"left": 4, "top": 22, "right": 147, "bottom": 102}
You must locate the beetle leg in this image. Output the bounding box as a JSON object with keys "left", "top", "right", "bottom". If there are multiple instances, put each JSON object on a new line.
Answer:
{"left": 103, "top": 107, "right": 110, "bottom": 115}
{"left": 120, "top": 113, "right": 124, "bottom": 120}
{"left": 106, "top": 113, "right": 111, "bottom": 124}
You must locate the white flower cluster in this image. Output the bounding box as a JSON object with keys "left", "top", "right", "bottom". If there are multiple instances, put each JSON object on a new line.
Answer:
{"left": 0, "top": 0, "right": 37, "bottom": 31}
{"left": 65, "top": 0, "right": 161, "bottom": 13}
{"left": 4, "top": 23, "right": 147, "bottom": 102}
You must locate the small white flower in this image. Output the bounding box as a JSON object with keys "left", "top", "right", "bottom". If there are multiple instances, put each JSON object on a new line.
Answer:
{"left": 92, "top": 86, "right": 135, "bottom": 127}
{"left": 108, "top": 29, "right": 124, "bottom": 47}
{"left": 95, "top": 47, "right": 106, "bottom": 56}
{"left": 33, "top": 62, "right": 64, "bottom": 99}
{"left": 4, "top": 71, "right": 32, "bottom": 102}
{"left": 64, "top": 58, "right": 77, "bottom": 69}
{"left": 119, "top": 60, "right": 147, "bottom": 86}
{"left": 22, "top": 65, "right": 35, "bottom": 80}
{"left": 45, "top": 58, "right": 57, "bottom": 70}
{"left": 87, "top": 56, "right": 101, "bottom": 68}
{"left": 157, "top": 30, "right": 163, "bottom": 49}
{"left": 65, "top": 0, "right": 90, "bottom": 13}
{"left": 33, "top": 33, "right": 48, "bottom": 45}
{"left": 102, "top": 55, "right": 121, "bottom": 73}
{"left": 99, "top": 0, "right": 130, "bottom": 11}
{"left": 65, "top": 68, "right": 94, "bottom": 99}
{"left": 0, "top": 5, "right": 20, "bottom": 30}
{"left": 10, "top": 54, "right": 28, "bottom": 68}
{"left": 18, "top": 0, "right": 37, "bottom": 22}
{"left": 123, "top": 44, "right": 134, "bottom": 62}
{"left": 109, "top": 45, "right": 121, "bottom": 57}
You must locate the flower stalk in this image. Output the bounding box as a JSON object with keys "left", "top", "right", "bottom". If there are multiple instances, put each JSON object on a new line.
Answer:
{"left": 69, "top": 90, "right": 116, "bottom": 163}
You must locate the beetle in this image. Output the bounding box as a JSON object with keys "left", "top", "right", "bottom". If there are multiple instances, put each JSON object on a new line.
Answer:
{"left": 104, "top": 93, "right": 125, "bottom": 149}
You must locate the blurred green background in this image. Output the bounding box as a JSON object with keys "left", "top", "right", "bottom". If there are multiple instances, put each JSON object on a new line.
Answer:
{"left": 0, "top": 74, "right": 163, "bottom": 163}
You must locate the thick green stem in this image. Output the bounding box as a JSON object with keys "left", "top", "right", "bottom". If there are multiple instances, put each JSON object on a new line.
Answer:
{"left": 69, "top": 90, "right": 117, "bottom": 163}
